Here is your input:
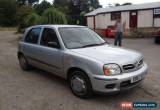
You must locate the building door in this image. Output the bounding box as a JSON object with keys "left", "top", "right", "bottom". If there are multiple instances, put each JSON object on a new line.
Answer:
{"left": 130, "top": 11, "right": 137, "bottom": 28}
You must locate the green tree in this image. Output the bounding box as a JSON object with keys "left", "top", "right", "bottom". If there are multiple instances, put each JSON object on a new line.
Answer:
{"left": 53, "top": 0, "right": 102, "bottom": 14}
{"left": 114, "top": 2, "right": 132, "bottom": 7}
{"left": 53, "top": 0, "right": 70, "bottom": 13}
{"left": 122, "top": 2, "right": 132, "bottom": 5}
{"left": 42, "top": 8, "right": 67, "bottom": 24}
{"left": 89, "top": 0, "right": 102, "bottom": 11}
{"left": 24, "top": 13, "right": 41, "bottom": 27}
{"left": 16, "top": 0, "right": 26, "bottom": 5}
{"left": 79, "top": 11, "right": 86, "bottom": 25}
{"left": 0, "top": 0, "right": 17, "bottom": 26}
{"left": 34, "top": 0, "right": 52, "bottom": 15}
{"left": 17, "top": 0, "right": 39, "bottom": 5}
{"left": 16, "top": 6, "right": 34, "bottom": 32}
{"left": 66, "top": 0, "right": 101, "bottom": 25}
{"left": 115, "top": 3, "right": 121, "bottom": 6}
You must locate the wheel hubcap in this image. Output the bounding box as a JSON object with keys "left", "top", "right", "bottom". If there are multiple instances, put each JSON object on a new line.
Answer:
{"left": 20, "top": 56, "right": 26, "bottom": 67}
{"left": 71, "top": 76, "right": 87, "bottom": 95}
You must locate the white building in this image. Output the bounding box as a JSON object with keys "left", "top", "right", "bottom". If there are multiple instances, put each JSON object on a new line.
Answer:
{"left": 85, "top": 2, "right": 160, "bottom": 34}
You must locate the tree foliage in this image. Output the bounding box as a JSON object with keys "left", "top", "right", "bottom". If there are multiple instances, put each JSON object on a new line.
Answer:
{"left": 42, "top": 8, "right": 67, "bottom": 24}
{"left": 115, "top": 2, "right": 132, "bottom": 6}
{"left": 115, "top": 3, "right": 121, "bottom": 6}
{"left": 122, "top": 2, "right": 132, "bottom": 5}
{"left": 16, "top": 6, "right": 34, "bottom": 32}
{"left": 24, "top": 13, "right": 41, "bottom": 26}
{"left": 0, "top": 0, "right": 102, "bottom": 29}
{"left": 17, "top": 7, "right": 68, "bottom": 32}
{"left": 54, "top": 0, "right": 102, "bottom": 14}
{"left": 34, "top": 0, "right": 52, "bottom": 15}
{"left": 53, "top": 0, "right": 101, "bottom": 25}
{"left": 0, "top": 0, "right": 17, "bottom": 26}
{"left": 17, "top": 0, "right": 39, "bottom": 5}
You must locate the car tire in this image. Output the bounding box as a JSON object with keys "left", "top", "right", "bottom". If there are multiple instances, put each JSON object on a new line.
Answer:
{"left": 69, "top": 70, "right": 93, "bottom": 98}
{"left": 155, "top": 36, "right": 160, "bottom": 44}
{"left": 18, "top": 54, "right": 31, "bottom": 71}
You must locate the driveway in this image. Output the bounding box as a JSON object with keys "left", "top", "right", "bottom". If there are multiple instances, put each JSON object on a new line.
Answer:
{"left": 0, "top": 31, "right": 159, "bottom": 110}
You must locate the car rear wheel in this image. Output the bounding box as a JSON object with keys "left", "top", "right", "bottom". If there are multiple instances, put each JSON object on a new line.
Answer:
{"left": 69, "top": 70, "right": 93, "bottom": 98}
{"left": 19, "top": 54, "right": 31, "bottom": 71}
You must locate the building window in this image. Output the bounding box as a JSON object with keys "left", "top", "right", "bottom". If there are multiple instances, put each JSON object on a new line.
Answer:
{"left": 111, "top": 12, "right": 121, "bottom": 20}
{"left": 154, "top": 8, "right": 160, "bottom": 18}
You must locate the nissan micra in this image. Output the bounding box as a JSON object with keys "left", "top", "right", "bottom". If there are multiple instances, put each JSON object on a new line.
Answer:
{"left": 18, "top": 25, "right": 148, "bottom": 98}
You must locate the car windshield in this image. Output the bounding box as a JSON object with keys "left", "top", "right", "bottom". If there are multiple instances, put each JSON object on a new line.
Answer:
{"left": 58, "top": 27, "right": 106, "bottom": 49}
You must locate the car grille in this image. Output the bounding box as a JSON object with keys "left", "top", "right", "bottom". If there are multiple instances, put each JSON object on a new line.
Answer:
{"left": 122, "top": 58, "right": 143, "bottom": 72}
{"left": 123, "top": 64, "right": 135, "bottom": 70}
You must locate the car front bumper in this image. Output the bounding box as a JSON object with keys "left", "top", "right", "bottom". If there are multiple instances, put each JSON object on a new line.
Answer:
{"left": 90, "top": 63, "right": 148, "bottom": 93}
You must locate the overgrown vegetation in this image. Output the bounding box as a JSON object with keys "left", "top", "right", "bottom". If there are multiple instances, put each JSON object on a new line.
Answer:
{"left": 0, "top": 0, "right": 102, "bottom": 32}
{"left": 42, "top": 8, "right": 67, "bottom": 24}
{"left": 16, "top": 6, "right": 35, "bottom": 32}
{"left": 24, "top": 13, "right": 41, "bottom": 26}
{"left": 0, "top": 0, "right": 17, "bottom": 26}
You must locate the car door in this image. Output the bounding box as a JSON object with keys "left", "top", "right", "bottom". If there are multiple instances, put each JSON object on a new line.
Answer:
{"left": 22, "top": 27, "right": 42, "bottom": 66}
{"left": 38, "top": 27, "right": 63, "bottom": 76}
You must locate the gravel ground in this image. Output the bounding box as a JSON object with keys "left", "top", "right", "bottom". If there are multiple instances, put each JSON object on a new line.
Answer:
{"left": 0, "top": 31, "right": 160, "bottom": 110}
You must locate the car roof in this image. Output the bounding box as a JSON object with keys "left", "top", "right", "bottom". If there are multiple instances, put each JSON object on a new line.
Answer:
{"left": 29, "top": 25, "right": 86, "bottom": 29}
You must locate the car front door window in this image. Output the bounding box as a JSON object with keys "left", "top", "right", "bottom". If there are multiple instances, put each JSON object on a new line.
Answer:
{"left": 38, "top": 28, "right": 63, "bottom": 74}
{"left": 40, "top": 28, "right": 60, "bottom": 48}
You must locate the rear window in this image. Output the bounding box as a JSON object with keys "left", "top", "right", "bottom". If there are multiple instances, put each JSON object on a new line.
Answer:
{"left": 25, "top": 28, "right": 41, "bottom": 44}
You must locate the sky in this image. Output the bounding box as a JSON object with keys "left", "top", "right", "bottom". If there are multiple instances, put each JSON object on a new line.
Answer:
{"left": 40, "top": 0, "right": 160, "bottom": 8}
{"left": 99, "top": 0, "right": 160, "bottom": 7}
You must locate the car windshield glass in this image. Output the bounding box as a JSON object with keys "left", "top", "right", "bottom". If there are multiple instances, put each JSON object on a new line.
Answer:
{"left": 59, "top": 27, "right": 107, "bottom": 49}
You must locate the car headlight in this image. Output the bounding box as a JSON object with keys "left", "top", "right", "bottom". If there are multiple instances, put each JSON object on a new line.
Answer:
{"left": 103, "top": 64, "right": 121, "bottom": 76}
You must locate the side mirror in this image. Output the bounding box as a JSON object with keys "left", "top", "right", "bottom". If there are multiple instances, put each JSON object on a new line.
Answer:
{"left": 47, "top": 41, "right": 59, "bottom": 48}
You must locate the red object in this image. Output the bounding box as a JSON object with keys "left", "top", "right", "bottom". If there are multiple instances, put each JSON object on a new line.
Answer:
{"left": 106, "top": 25, "right": 115, "bottom": 38}
{"left": 94, "top": 27, "right": 115, "bottom": 38}
{"left": 153, "top": 30, "right": 160, "bottom": 36}
{"left": 94, "top": 29, "right": 106, "bottom": 37}
{"left": 107, "top": 29, "right": 115, "bottom": 38}
{"left": 93, "top": 16, "right": 96, "bottom": 29}
{"left": 130, "top": 11, "right": 137, "bottom": 28}
{"left": 120, "top": 102, "right": 133, "bottom": 109}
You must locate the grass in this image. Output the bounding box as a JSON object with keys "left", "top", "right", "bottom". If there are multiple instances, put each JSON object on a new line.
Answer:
{"left": 0, "top": 27, "right": 17, "bottom": 31}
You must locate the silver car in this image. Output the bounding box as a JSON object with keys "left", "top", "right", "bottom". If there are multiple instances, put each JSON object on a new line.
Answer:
{"left": 18, "top": 25, "right": 148, "bottom": 98}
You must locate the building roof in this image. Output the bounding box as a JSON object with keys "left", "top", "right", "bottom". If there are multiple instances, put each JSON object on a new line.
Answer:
{"left": 85, "top": 2, "right": 160, "bottom": 16}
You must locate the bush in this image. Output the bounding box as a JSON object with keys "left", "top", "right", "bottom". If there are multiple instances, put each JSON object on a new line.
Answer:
{"left": 16, "top": 6, "right": 35, "bottom": 32}
{"left": 24, "top": 13, "right": 41, "bottom": 26}
{"left": 42, "top": 8, "right": 67, "bottom": 24}
{"left": 34, "top": 0, "right": 52, "bottom": 15}
{"left": 0, "top": 0, "right": 17, "bottom": 26}
{"left": 17, "top": 7, "right": 68, "bottom": 32}
{"left": 18, "top": 13, "right": 41, "bottom": 32}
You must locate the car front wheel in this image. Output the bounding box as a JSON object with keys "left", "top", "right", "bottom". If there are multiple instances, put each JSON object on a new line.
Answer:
{"left": 18, "top": 54, "right": 31, "bottom": 71}
{"left": 69, "top": 70, "right": 93, "bottom": 98}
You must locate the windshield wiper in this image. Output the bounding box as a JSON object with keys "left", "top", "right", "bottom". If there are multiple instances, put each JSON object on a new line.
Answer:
{"left": 82, "top": 44, "right": 99, "bottom": 48}
{"left": 99, "top": 41, "right": 108, "bottom": 45}
{"left": 82, "top": 42, "right": 107, "bottom": 48}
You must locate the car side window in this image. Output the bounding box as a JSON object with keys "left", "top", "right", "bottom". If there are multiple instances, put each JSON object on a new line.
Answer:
{"left": 40, "top": 28, "right": 60, "bottom": 48}
{"left": 25, "top": 28, "right": 41, "bottom": 44}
